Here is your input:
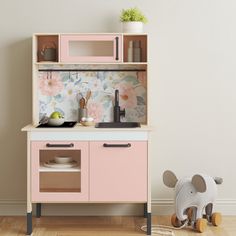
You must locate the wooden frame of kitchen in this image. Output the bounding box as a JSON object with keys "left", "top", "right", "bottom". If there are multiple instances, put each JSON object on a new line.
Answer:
{"left": 22, "top": 33, "right": 151, "bottom": 235}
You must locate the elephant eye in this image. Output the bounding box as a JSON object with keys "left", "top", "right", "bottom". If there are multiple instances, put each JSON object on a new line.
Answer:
{"left": 190, "top": 191, "right": 193, "bottom": 194}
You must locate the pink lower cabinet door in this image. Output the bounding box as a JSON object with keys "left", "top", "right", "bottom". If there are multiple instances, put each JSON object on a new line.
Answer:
{"left": 31, "top": 141, "right": 89, "bottom": 202}
{"left": 90, "top": 141, "right": 147, "bottom": 202}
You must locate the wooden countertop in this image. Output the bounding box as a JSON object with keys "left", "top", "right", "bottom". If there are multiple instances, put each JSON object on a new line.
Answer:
{"left": 21, "top": 123, "right": 152, "bottom": 132}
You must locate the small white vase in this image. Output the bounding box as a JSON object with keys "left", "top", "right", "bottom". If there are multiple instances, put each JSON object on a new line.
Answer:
{"left": 122, "top": 22, "right": 144, "bottom": 33}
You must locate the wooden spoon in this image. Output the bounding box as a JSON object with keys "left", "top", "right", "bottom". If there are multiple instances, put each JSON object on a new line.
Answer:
{"left": 85, "top": 90, "right": 91, "bottom": 108}
{"left": 79, "top": 97, "right": 86, "bottom": 109}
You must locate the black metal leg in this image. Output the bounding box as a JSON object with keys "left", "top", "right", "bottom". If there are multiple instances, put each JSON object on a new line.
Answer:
{"left": 144, "top": 203, "right": 147, "bottom": 218}
{"left": 147, "top": 213, "right": 151, "bottom": 235}
{"left": 27, "top": 212, "right": 32, "bottom": 235}
{"left": 36, "top": 203, "right": 41, "bottom": 218}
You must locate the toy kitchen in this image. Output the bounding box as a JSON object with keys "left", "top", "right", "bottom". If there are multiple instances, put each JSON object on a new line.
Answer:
{"left": 22, "top": 33, "right": 151, "bottom": 235}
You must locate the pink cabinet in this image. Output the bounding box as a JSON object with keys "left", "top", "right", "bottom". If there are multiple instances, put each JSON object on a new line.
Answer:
{"left": 30, "top": 140, "right": 147, "bottom": 203}
{"left": 90, "top": 141, "right": 147, "bottom": 202}
{"left": 60, "top": 34, "right": 122, "bottom": 63}
{"left": 31, "top": 141, "right": 89, "bottom": 202}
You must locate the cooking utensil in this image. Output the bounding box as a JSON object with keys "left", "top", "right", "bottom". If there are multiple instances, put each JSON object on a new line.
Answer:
{"left": 85, "top": 90, "right": 91, "bottom": 108}
{"left": 39, "top": 115, "right": 49, "bottom": 124}
{"left": 40, "top": 42, "right": 57, "bottom": 61}
{"left": 78, "top": 108, "right": 87, "bottom": 122}
{"left": 79, "top": 97, "right": 86, "bottom": 109}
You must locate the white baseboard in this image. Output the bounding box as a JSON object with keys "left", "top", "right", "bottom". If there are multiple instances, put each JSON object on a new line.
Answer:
{"left": 0, "top": 199, "right": 236, "bottom": 216}
{"left": 0, "top": 200, "right": 143, "bottom": 216}
{"left": 0, "top": 200, "right": 26, "bottom": 216}
{"left": 152, "top": 199, "right": 236, "bottom": 216}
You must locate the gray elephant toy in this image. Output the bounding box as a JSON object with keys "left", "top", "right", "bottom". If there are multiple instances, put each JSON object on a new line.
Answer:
{"left": 163, "top": 170, "right": 223, "bottom": 233}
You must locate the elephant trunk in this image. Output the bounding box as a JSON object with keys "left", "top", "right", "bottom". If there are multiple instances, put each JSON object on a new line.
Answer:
{"left": 174, "top": 200, "right": 188, "bottom": 221}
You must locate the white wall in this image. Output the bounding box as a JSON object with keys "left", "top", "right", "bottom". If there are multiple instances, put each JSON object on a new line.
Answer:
{"left": 0, "top": 0, "right": 236, "bottom": 215}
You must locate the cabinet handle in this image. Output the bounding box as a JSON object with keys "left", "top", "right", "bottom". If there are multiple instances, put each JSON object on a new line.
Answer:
{"left": 103, "top": 143, "right": 131, "bottom": 148}
{"left": 115, "top": 37, "right": 119, "bottom": 61}
{"left": 46, "top": 143, "right": 74, "bottom": 148}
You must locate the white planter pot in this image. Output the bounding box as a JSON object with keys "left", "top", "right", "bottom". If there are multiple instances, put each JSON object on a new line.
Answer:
{"left": 122, "top": 22, "right": 144, "bottom": 33}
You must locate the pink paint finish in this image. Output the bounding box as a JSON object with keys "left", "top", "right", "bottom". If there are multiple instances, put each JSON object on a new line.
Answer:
{"left": 60, "top": 34, "right": 122, "bottom": 62}
{"left": 31, "top": 141, "right": 89, "bottom": 202}
{"left": 90, "top": 141, "right": 147, "bottom": 202}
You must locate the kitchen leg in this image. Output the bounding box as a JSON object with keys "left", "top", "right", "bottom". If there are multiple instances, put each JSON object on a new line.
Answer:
{"left": 36, "top": 203, "right": 41, "bottom": 218}
{"left": 144, "top": 203, "right": 147, "bottom": 218}
{"left": 147, "top": 212, "right": 152, "bottom": 235}
{"left": 26, "top": 212, "right": 32, "bottom": 235}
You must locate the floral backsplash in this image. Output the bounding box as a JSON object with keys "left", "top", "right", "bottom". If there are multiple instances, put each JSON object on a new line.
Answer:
{"left": 38, "top": 70, "right": 147, "bottom": 123}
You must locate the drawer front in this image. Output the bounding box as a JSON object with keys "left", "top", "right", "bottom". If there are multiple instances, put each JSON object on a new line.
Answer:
{"left": 90, "top": 141, "right": 147, "bottom": 202}
{"left": 60, "top": 34, "right": 122, "bottom": 63}
{"left": 31, "top": 141, "right": 89, "bottom": 202}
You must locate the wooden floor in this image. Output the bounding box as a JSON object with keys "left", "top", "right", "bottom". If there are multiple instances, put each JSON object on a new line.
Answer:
{"left": 0, "top": 215, "right": 235, "bottom": 236}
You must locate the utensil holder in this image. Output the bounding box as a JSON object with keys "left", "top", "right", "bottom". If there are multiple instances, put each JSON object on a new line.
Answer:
{"left": 78, "top": 108, "right": 87, "bottom": 122}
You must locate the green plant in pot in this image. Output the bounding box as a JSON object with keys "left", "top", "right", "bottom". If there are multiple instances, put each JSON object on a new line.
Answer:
{"left": 120, "top": 7, "right": 147, "bottom": 33}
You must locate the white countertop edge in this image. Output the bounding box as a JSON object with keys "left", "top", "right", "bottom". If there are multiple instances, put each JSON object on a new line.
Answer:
{"left": 21, "top": 124, "right": 153, "bottom": 132}
{"left": 30, "top": 131, "right": 148, "bottom": 141}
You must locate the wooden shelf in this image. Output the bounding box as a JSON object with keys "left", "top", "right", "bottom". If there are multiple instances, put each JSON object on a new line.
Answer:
{"left": 35, "top": 62, "right": 148, "bottom": 65}
{"left": 35, "top": 62, "right": 60, "bottom": 65}
{"left": 40, "top": 188, "right": 81, "bottom": 192}
{"left": 39, "top": 164, "right": 81, "bottom": 172}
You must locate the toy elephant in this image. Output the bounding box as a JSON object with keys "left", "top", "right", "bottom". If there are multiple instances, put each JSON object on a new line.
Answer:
{"left": 163, "top": 170, "right": 223, "bottom": 233}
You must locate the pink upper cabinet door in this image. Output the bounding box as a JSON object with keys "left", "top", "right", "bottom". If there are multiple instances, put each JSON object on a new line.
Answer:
{"left": 60, "top": 34, "right": 122, "bottom": 63}
{"left": 90, "top": 141, "right": 147, "bottom": 202}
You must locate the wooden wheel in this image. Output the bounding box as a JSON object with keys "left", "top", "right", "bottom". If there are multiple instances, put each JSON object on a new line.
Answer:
{"left": 195, "top": 218, "right": 207, "bottom": 233}
{"left": 212, "top": 212, "right": 222, "bottom": 226}
{"left": 171, "top": 214, "right": 183, "bottom": 227}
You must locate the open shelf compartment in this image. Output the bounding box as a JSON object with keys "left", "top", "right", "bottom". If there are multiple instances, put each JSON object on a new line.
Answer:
{"left": 123, "top": 35, "right": 147, "bottom": 63}
{"left": 36, "top": 35, "right": 59, "bottom": 63}
{"left": 39, "top": 149, "right": 81, "bottom": 193}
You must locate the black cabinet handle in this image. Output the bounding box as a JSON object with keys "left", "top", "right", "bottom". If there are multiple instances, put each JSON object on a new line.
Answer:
{"left": 103, "top": 143, "right": 131, "bottom": 148}
{"left": 46, "top": 143, "right": 74, "bottom": 148}
{"left": 115, "top": 37, "right": 119, "bottom": 61}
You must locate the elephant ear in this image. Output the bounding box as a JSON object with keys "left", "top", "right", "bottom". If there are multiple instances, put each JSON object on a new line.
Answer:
{"left": 163, "top": 170, "right": 178, "bottom": 188}
{"left": 192, "top": 174, "right": 207, "bottom": 193}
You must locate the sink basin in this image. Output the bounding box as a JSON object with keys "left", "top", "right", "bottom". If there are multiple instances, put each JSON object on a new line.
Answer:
{"left": 95, "top": 122, "right": 141, "bottom": 128}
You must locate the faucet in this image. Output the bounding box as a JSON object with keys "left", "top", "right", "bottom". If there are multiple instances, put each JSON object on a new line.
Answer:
{"left": 114, "top": 89, "right": 125, "bottom": 122}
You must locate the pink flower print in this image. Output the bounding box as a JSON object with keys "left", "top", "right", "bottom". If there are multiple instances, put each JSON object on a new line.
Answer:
{"left": 87, "top": 102, "right": 103, "bottom": 122}
{"left": 88, "top": 78, "right": 102, "bottom": 91}
{"left": 138, "top": 72, "right": 147, "bottom": 88}
{"left": 115, "top": 83, "right": 137, "bottom": 109}
{"left": 63, "top": 82, "right": 79, "bottom": 100}
{"left": 39, "top": 72, "right": 64, "bottom": 96}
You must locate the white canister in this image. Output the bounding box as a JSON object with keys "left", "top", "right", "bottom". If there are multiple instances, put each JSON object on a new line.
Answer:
{"left": 127, "top": 40, "right": 133, "bottom": 62}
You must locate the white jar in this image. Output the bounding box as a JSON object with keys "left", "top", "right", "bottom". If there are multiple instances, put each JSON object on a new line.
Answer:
{"left": 127, "top": 40, "right": 133, "bottom": 62}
